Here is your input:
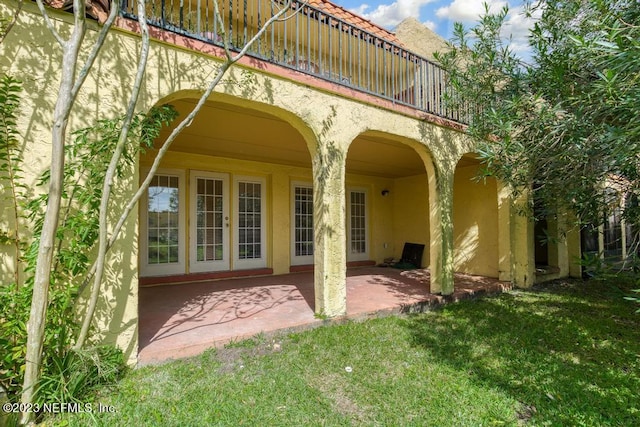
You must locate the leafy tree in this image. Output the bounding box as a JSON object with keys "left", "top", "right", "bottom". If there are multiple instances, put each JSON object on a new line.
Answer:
{"left": 436, "top": 0, "right": 640, "bottom": 230}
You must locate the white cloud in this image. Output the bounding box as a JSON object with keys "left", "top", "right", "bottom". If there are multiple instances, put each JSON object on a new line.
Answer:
{"left": 350, "top": 0, "right": 439, "bottom": 28}
{"left": 502, "top": 3, "right": 542, "bottom": 40}
{"left": 435, "top": 1, "right": 542, "bottom": 60}
{"left": 423, "top": 20, "right": 437, "bottom": 31}
{"left": 350, "top": 4, "right": 371, "bottom": 16}
{"left": 436, "top": 0, "right": 507, "bottom": 22}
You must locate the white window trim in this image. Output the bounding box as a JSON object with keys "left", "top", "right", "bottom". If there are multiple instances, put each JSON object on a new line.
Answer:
{"left": 347, "top": 187, "right": 369, "bottom": 262}
{"left": 140, "top": 168, "right": 186, "bottom": 277}
{"left": 291, "top": 181, "right": 314, "bottom": 266}
{"left": 189, "top": 170, "right": 230, "bottom": 273}
{"left": 233, "top": 175, "right": 267, "bottom": 270}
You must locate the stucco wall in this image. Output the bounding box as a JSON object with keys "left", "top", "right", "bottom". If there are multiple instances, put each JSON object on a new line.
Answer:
{"left": 453, "top": 163, "right": 499, "bottom": 277}
{"left": 0, "top": 3, "right": 143, "bottom": 364}
{"left": 392, "top": 174, "right": 430, "bottom": 267}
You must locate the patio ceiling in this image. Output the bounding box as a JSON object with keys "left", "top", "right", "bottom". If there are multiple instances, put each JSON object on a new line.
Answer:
{"left": 157, "top": 99, "right": 312, "bottom": 168}
{"left": 158, "top": 98, "right": 456, "bottom": 178}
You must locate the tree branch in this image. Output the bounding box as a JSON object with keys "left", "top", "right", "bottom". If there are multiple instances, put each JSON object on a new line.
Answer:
{"left": 34, "top": 0, "right": 65, "bottom": 47}
{"left": 70, "top": 0, "right": 119, "bottom": 99}
{"left": 0, "top": 0, "right": 23, "bottom": 45}
{"left": 74, "top": 0, "right": 151, "bottom": 350}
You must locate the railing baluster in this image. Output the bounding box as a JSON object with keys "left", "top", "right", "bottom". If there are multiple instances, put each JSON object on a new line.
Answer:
{"left": 413, "top": 57, "right": 418, "bottom": 108}
{"left": 382, "top": 42, "right": 387, "bottom": 97}
{"left": 328, "top": 17, "right": 332, "bottom": 79}
{"left": 212, "top": 0, "right": 217, "bottom": 41}
{"left": 365, "top": 35, "right": 370, "bottom": 91}
{"left": 357, "top": 30, "right": 365, "bottom": 88}
{"left": 390, "top": 45, "right": 394, "bottom": 101}
{"left": 317, "top": 9, "right": 322, "bottom": 75}
{"left": 405, "top": 51, "right": 409, "bottom": 105}
{"left": 228, "top": 0, "right": 232, "bottom": 46}
{"left": 270, "top": 0, "right": 274, "bottom": 60}
{"left": 347, "top": 25, "right": 351, "bottom": 85}
{"left": 306, "top": 5, "right": 311, "bottom": 73}
{"left": 283, "top": 2, "right": 287, "bottom": 62}
{"left": 374, "top": 38, "right": 379, "bottom": 95}
{"left": 257, "top": 0, "right": 261, "bottom": 55}
{"left": 295, "top": 1, "right": 299, "bottom": 69}
{"left": 243, "top": 0, "right": 247, "bottom": 46}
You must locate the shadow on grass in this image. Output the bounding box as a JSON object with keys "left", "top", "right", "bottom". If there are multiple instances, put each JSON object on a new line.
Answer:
{"left": 403, "top": 280, "right": 640, "bottom": 425}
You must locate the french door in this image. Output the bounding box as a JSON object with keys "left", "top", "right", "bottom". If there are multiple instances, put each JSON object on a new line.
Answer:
{"left": 234, "top": 177, "right": 267, "bottom": 269}
{"left": 190, "top": 171, "right": 230, "bottom": 272}
{"left": 140, "top": 169, "right": 186, "bottom": 277}
{"left": 141, "top": 169, "right": 266, "bottom": 277}
{"left": 190, "top": 172, "right": 267, "bottom": 272}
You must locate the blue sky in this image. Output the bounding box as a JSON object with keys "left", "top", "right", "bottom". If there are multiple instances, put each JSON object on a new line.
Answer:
{"left": 335, "top": 0, "right": 539, "bottom": 57}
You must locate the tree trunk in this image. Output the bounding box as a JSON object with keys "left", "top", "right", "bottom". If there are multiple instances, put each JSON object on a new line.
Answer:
{"left": 20, "top": 2, "right": 86, "bottom": 423}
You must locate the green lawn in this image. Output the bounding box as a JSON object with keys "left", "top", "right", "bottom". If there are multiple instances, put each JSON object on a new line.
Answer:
{"left": 57, "top": 279, "right": 639, "bottom": 426}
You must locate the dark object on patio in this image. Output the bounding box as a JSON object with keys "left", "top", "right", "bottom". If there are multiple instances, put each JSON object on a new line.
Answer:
{"left": 394, "top": 243, "right": 425, "bottom": 269}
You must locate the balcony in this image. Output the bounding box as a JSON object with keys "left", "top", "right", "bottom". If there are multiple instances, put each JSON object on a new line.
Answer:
{"left": 120, "top": 0, "right": 468, "bottom": 124}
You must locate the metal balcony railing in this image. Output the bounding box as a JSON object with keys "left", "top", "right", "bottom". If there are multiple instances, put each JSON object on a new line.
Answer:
{"left": 120, "top": 0, "right": 469, "bottom": 124}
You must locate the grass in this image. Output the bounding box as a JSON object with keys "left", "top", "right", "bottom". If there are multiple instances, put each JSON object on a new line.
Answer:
{"left": 54, "top": 279, "right": 639, "bottom": 426}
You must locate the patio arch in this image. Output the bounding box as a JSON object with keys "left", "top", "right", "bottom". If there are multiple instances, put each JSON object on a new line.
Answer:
{"left": 344, "top": 130, "right": 439, "bottom": 287}
{"left": 138, "top": 91, "right": 318, "bottom": 282}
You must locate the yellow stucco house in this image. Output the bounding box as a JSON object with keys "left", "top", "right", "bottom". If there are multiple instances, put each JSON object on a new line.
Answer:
{"left": 0, "top": 0, "right": 584, "bottom": 364}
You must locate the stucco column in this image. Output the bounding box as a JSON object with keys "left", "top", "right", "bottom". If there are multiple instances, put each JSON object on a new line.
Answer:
{"left": 511, "top": 191, "right": 536, "bottom": 288}
{"left": 271, "top": 171, "right": 290, "bottom": 275}
{"left": 567, "top": 225, "right": 582, "bottom": 278}
{"left": 430, "top": 169, "right": 455, "bottom": 295}
{"left": 558, "top": 210, "right": 583, "bottom": 278}
{"left": 312, "top": 142, "right": 347, "bottom": 317}
{"left": 497, "top": 182, "right": 512, "bottom": 281}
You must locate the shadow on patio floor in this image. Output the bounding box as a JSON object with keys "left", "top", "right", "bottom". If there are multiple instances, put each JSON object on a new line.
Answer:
{"left": 138, "top": 267, "right": 510, "bottom": 365}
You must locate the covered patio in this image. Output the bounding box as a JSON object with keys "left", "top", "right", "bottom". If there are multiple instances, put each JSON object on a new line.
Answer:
{"left": 138, "top": 267, "right": 510, "bottom": 365}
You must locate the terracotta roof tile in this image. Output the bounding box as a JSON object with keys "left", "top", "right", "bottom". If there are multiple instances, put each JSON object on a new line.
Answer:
{"left": 306, "top": 0, "right": 402, "bottom": 46}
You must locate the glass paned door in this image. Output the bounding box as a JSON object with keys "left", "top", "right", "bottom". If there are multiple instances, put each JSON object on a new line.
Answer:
{"left": 348, "top": 189, "right": 368, "bottom": 261}
{"left": 141, "top": 170, "right": 185, "bottom": 277}
{"left": 190, "top": 172, "right": 229, "bottom": 272}
{"left": 234, "top": 178, "right": 266, "bottom": 269}
{"left": 291, "top": 184, "right": 314, "bottom": 265}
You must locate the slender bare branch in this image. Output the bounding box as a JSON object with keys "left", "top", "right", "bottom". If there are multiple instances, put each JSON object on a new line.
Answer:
{"left": 74, "top": 0, "right": 152, "bottom": 350}
{"left": 0, "top": 0, "right": 23, "bottom": 45}
{"left": 231, "top": 0, "right": 292, "bottom": 63}
{"left": 212, "top": 0, "right": 233, "bottom": 61}
{"left": 71, "top": 0, "right": 120, "bottom": 99}
{"left": 34, "top": 0, "right": 65, "bottom": 46}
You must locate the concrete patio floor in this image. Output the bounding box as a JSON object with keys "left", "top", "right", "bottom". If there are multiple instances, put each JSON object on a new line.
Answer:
{"left": 138, "top": 267, "right": 511, "bottom": 365}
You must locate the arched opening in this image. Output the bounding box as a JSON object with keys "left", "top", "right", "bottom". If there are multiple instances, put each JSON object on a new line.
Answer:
{"left": 137, "top": 95, "right": 318, "bottom": 363}
{"left": 346, "top": 131, "right": 433, "bottom": 268}
{"left": 139, "top": 96, "right": 314, "bottom": 279}
{"left": 453, "top": 154, "right": 499, "bottom": 278}
{"left": 345, "top": 131, "right": 434, "bottom": 287}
